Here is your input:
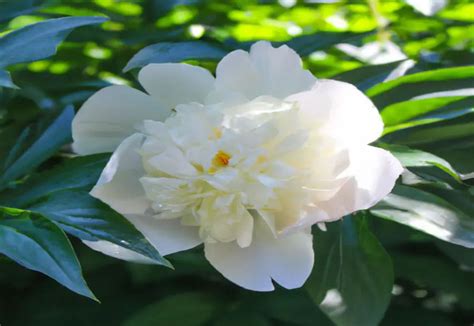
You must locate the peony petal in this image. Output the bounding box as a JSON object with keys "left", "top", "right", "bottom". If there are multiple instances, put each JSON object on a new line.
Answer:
{"left": 83, "top": 240, "right": 154, "bottom": 264}
{"left": 205, "top": 219, "right": 314, "bottom": 291}
{"left": 72, "top": 85, "right": 169, "bottom": 155}
{"left": 125, "top": 215, "right": 202, "bottom": 256}
{"left": 83, "top": 217, "right": 202, "bottom": 261}
{"left": 288, "top": 79, "right": 384, "bottom": 145}
{"left": 138, "top": 63, "right": 215, "bottom": 109}
{"left": 317, "top": 145, "right": 403, "bottom": 221}
{"left": 212, "top": 41, "right": 316, "bottom": 101}
{"left": 91, "top": 133, "right": 150, "bottom": 215}
{"left": 249, "top": 41, "right": 316, "bottom": 98}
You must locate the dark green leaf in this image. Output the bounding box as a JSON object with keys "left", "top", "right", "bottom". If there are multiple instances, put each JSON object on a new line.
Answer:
{"left": 371, "top": 185, "right": 474, "bottom": 248}
{"left": 284, "top": 31, "right": 372, "bottom": 56}
{"left": 332, "top": 60, "right": 408, "bottom": 91}
{"left": 28, "top": 190, "right": 171, "bottom": 267}
{"left": 437, "top": 241, "right": 474, "bottom": 272}
{"left": 244, "top": 290, "right": 332, "bottom": 326}
{"left": 0, "top": 0, "right": 44, "bottom": 23}
{"left": 123, "top": 41, "right": 227, "bottom": 72}
{"left": 392, "top": 252, "right": 474, "bottom": 310}
{"left": 0, "top": 206, "right": 95, "bottom": 300}
{"left": 123, "top": 292, "right": 220, "bottom": 326}
{"left": 306, "top": 216, "right": 393, "bottom": 326}
{"left": 0, "top": 153, "right": 110, "bottom": 207}
{"left": 0, "top": 106, "right": 74, "bottom": 187}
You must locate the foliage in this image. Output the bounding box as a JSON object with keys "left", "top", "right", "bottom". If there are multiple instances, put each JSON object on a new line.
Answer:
{"left": 0, "top": 0, "right": 473, "bottom": 325}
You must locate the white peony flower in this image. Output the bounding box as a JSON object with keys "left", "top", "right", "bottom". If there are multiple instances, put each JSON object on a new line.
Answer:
{"left": 72, "top": 41, "right": 403, "bottom": 291}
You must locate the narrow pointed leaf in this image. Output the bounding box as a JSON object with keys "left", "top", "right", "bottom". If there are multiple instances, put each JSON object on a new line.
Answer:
{"left": 0, "top": 207, "right": 95, "bottom": 300}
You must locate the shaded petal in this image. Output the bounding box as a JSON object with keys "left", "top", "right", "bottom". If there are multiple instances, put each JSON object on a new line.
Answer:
{"left": 288, "top": 79, "right": 384, "bottom": 145}
{"left": 212, "top": 41, "right": 316, "bottom": 101}
{"left": 139, "top": 63, "right": 214, "bottom": 109}
{"left": 205, "top": 220, "right": 314, "bottom": 291}
{"left": 90, "top": 133, "right": 150, "bottom": 215}
{"left": 126, "top": 215, "right": 202, "bottom": 256}
{"left": 72, "top": 85, "right": 169, "bottom": 155}
{"left": 317, "top": 146, "right": 403, "bottom": 221}
{"left": 83, "top": 240, "right": 154, "bottom": 264}
{"left": 83, "top": 217, "right": 202, "bottom": 261}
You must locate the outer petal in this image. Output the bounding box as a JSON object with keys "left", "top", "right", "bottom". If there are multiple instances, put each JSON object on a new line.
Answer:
{"left": 127, "top": 215, "right": 202, "bottom": 256}
{"left": 83, "top": 240, "right": 154, "bottom": 264}
{"left": 205, "top": 219, "right": 314, "bottom": 291}
{"left": 83, "top": 217, "right": 202, "bottom": 261}
{"left": 212, "top": 41, "right": 316, "bottom": 101}
{"left": 288, "top": 79, "right": 384, "bottom": 145}
{"left": 139, "top": 63, "right": 215, "bottom": 109}
{"left": 90, "top": 133, "right": 150, "bottom": 215}
{"left": 87, "top": 133, "right": 202, "bottom": 260}
{"left": 72, "top": 85, "right": 170, "bottom": 155}
{"left": 317, "top": 146, "right": 403, "bottom": 221}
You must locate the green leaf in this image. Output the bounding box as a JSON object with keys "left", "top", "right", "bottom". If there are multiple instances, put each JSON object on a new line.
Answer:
{"left": 0, "top": 16, "right": 107, "bottom": 88}
{"left": 28, "top": 190, "right": 171, "bottom": 267}
{"left": 244, "top": 290, "right": 332, "bottom": 326}
{"left": 0, "top": 106, "right": 74, "bottom": 188}
{"left": 123, "top": 292, "right": 220, "bottom": 326}
{"left": 0, "top": 16, "right": 107, "bottom": 68}
{"left": 332, "top": 60, "right": 408, "bottom": 91}
{"left": 123, "top": 41, "right": 227, "bottom": 72}
{"left": 0, "top": 206, "right": 95, "bottom": 300}
{"left": 392, "top": 252, "right": 474, "bottom": 310}
{"left": 382, "top": 113, "right": 474, "bottom": 173}
{"left": 371, "top": 185, "right": 474, "bottom": 248}
{"left": 437, "top": 241, "right": 474, "bottom": 272}
{"left": 0, "top": 154, "right": 110, "bottom": 207}
{"left": 367, "top": 66, "right": 474, "bottom": 109}
{"left": 379, "top": 143, "right": 460, "bottom": 181}
{"left": 381, "top": 95, "right": 474, "bottom": 127}
{"left": 306, "top": 216, "right": 393, "bottom": 326}
{"left": 0, "top": 0, "right": 43, "bottom": 23}
{"left": 283, "top": 31, "right": 372, "bottom": 56}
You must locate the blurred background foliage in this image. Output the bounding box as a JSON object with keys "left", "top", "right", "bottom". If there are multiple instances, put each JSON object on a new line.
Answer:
{"left": 0, "top": 0, "right": 473, "bottom": 325}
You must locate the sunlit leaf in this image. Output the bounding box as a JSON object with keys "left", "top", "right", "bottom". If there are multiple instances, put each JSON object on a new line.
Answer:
{"left": 367, "top": 66, "right": 474, "bottom": 108}
{"left": 0, "top": 16, "right": 108, "bottom": 88}
{"left": 380, "top": 143, "right": 460, "bottom": 181}
{"left": 371, "top": 185, "right": 474, "bottom": 248}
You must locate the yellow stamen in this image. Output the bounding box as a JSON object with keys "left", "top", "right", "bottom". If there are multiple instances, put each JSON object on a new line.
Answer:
{"left": 213, "top": 150, "right": 231, "bottom": 167}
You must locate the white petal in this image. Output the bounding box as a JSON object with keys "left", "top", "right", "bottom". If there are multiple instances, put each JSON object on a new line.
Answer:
{"left": 317, "top": 146, "right": 403, "bottom": 221}
{"left": 83, "top": 217, "right": 202, "bottom": 261}
{"left": 249, "top": 41, "right": 316, "bottom": 97}
{"left": 139, "top": 63, "right": 214, "bottom": 109}
{"left": 213, "top": 41, "right": 316, "bottom": 101}
{"left": 83, "top": 240, "right": 154, "bottom": 264}
{"left": 205, "top": 220, "right": 314, "bottom": 291}
{"left": 72, "top": 85, "right": 169, "bottom": 155}
{"left": 288, "top": 79, "right": 384, "bottom": 145}
{"left": 90, "top": 133, "right": 150, "bottom": 215}
{"left": 126, "top": 215, "right": 202, "bottom": 256}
